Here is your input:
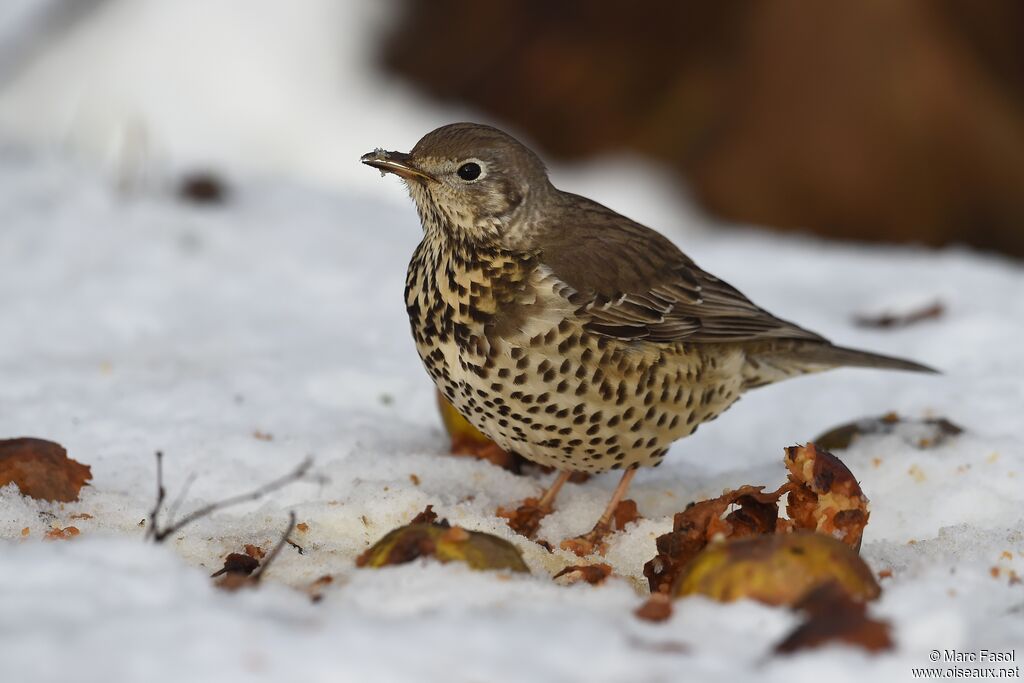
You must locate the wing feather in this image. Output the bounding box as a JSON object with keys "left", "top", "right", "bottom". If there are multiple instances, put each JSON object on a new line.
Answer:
{"left": 536, "top": 194, "right": 826, "bottom": 345}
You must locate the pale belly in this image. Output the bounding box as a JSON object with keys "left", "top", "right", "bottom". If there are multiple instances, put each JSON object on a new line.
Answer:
{"left": 415, "top": 324, "right": 746, "bottom": 474}
{"left": 405, "top": 239, "right": 746, "bottom": 473}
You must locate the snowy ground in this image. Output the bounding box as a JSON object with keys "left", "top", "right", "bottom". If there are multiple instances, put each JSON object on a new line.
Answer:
{"left": 0, "top": 1, "right": 1022, "bottom": 679}
{"left": 1, "top": 148, "right": 1023, "bottom": 683}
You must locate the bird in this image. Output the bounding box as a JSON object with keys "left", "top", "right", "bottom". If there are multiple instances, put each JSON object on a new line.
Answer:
{"left": 361, "top": 122, "right": 935, "bottom": 553}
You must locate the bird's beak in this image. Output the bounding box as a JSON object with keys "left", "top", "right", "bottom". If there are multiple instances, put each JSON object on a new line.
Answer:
{"left": 360, "top": 149, "right": 436, "bottom": 182}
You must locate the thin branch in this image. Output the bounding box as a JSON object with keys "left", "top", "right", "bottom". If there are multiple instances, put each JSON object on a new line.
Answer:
{"left": 252, "top": 512, "right": 297, "bottom": 581}
{"left": 144, "top": 451, "right": 166, "bottom": 541}
{"left": 149, "top": 456, "right": 313, "bottom": 542}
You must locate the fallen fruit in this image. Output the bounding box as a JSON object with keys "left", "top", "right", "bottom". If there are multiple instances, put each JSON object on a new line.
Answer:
{"left": 784, "top": 443, "right": 870, "bottom": 550}
{"left": 645, "top": 443, "right": 869, "bottom": 593}
{"left": 775, "top": 582, "right": 893, "bottom": 654}
{"left": 673, "top": 532, "right": 881, "bottom": 606}
{"left": 357, "top": 510, "right": 529, "bottom": 573}
{"left": 644, "top": 485, "right": 784, "bottom": 594}
{"left": 814, "top": 412, "right": 962, "bottom": 451}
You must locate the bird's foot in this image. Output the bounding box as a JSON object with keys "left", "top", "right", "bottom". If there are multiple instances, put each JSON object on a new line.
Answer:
{"left": 496, "top": 497, "right": 553, "bottom": 539}
{"left": 558, "top": 499, "right": 641, "bottom": 557}
{"left": 497, "top": 470, "right": 573, "bottom": 540}
{"left": 559, "top": 523, "right": 611, "bottom": 557}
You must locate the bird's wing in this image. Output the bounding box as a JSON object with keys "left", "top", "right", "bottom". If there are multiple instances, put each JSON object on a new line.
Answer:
{"left": 535, "top": 194, "right": 827, "bottom": 344}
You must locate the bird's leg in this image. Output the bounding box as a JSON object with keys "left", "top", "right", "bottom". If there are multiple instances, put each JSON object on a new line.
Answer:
{"left": 537, "top": 469, "right": 572, "bottom": 511}
{"left": 592, "top": 467, "right": 638, "bottom": 531}
{"left": 497, "top": 469, "right": 573, "bottom": 539}
{"left": 560, "top": 467, "right": 637, "bottom": 557}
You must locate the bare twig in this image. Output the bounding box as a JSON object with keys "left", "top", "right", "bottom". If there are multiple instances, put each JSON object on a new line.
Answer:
{"left": 148, "top": 455, "right": 313, "bottom": 542}
{"left": 252, "top": 512, "right": 297, "bottom": 581}
{"left": 144, "top": 451, "right": 166, "bottom": 541}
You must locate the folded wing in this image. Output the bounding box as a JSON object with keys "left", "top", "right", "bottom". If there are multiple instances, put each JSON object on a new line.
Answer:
{"left": 537, "top": 194, "right": 827, "bottom": 345}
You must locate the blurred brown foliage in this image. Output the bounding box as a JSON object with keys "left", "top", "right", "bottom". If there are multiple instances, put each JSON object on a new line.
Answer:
{"left": 381, "top": 0, "right": 1024, "bottom": 257}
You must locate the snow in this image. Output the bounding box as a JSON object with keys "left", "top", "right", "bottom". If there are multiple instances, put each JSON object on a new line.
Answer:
{"left": 2, "top": 150, "right": 1023, "bottom": 683}
{"left": 1, "top": 2, "right": 1023, "bottom": 681}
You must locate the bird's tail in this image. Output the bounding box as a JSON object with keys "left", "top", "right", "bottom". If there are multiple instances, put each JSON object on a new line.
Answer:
{"left": 742, "top": 342, "right": 938, "bottom": 388}
{"left": 792, "top": 344, "right": 938, "bottom": 374}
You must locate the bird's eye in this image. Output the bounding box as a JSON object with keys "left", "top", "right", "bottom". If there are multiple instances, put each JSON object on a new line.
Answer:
{"left": 457, "top": 162, "right": 482, "bottom": 181}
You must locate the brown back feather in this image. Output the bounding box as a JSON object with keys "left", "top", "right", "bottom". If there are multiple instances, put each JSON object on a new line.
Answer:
{"left": 535, "top": 193, "right": 827, "bottom": 345}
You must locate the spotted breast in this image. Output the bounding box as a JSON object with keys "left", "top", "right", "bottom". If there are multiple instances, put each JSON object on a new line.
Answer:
{"left": 404, "top": 229, "right": 746, "bottom": 474}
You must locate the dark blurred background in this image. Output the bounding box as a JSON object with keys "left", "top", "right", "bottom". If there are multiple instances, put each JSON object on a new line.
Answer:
{"left": 380, "top": 0, "right": 1024, "bottom": 257}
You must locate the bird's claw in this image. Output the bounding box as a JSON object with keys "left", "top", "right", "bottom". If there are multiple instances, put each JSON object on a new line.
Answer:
{"left": 559, "top": 523, "right": 612, "bottom": 557}
{"left": 496, "top": 497, "right": 553, "bottom": 539}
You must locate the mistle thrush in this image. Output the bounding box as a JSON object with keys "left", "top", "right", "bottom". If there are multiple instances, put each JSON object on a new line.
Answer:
{"left": 362, "top": 123, "right": 934, "bottom": 549}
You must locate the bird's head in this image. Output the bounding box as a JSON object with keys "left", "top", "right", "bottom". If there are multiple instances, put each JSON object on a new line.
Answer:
{"left": 362, "top": 123, "right": 551, "bottom": 246}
